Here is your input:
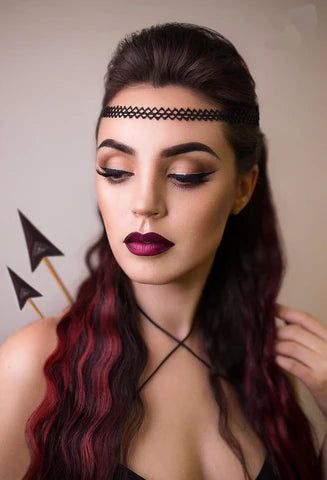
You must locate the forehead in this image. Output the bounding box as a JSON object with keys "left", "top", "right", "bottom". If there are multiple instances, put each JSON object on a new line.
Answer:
{"left": 97, "top": 84, "right": 234, "bottom": 160}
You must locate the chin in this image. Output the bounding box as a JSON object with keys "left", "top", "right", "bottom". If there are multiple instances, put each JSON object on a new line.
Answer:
{"left": 119, "top": 265, "right": 180, "bottom": 285}
{"left": 119, "top": 257, "right": 200, "bottom": 286}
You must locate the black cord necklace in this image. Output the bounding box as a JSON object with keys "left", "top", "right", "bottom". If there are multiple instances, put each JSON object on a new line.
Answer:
{"left": 135, "top": 302, "right": 211, "bottom": 393}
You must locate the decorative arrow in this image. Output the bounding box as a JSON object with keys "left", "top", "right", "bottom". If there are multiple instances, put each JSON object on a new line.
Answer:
{"left": 7, "top": 266, "right": 44, "bottom": 318}
{"left": 17, "top": 209, "right": 73, "bottom": 304}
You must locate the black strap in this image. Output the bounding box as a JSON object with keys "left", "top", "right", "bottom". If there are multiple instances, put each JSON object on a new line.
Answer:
{"left": 136, "top": 303, "right": 211, "bottom": 392}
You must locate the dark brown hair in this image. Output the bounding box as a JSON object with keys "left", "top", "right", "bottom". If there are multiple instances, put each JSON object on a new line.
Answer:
{"left": 23, "top": 22, "right": 320, "bottom": 480}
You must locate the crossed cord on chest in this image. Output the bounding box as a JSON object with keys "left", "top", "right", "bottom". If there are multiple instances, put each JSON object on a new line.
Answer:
{"left": 135, "top": 303, "right": 213, "bottom": 393}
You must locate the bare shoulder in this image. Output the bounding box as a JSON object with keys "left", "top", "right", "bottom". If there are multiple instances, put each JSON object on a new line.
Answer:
{"left": 0, "top": 309, "right": 66, "bottom": 479}
{"left": 0, "top": 309, "right": 65, "bottom": 376}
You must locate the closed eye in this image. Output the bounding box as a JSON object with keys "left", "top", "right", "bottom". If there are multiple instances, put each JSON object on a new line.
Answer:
{"left": 96, "top": 167, "right": 131, "bottom": 180}
{"left": 96, "top": 167, "right": 216, "bottom": 190}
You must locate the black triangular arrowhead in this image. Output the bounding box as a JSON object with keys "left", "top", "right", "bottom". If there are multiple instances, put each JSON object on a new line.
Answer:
{"left": 7, "top": 266, "right": 43, "bottom": 310}
{"left": 18, "top": 209, "right": 64, "bottom": 272}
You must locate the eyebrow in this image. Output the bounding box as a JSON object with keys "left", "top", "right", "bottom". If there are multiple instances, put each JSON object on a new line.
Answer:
{"left": 97, "top": 138, "right": 221, "bottom": 160}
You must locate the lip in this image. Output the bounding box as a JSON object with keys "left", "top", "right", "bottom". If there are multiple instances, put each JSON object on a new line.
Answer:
{"left": 123, "top": 231, "right": 175, "bottom": 257}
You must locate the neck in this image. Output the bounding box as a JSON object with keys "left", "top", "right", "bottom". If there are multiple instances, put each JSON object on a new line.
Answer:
{"left": 130, "top": 255, "right": 214, "bottom": 342}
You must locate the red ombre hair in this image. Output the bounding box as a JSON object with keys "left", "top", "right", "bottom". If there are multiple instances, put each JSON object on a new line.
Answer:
{"left": 23, "top": 22, "right": 321, "bottom": 479}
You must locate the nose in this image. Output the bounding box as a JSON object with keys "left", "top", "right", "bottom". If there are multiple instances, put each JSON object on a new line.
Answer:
{"left": 131, "top": 176, "right": 165, "bottom": 219}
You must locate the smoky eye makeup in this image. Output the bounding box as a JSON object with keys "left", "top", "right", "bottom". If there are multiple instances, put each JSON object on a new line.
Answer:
{"left": 96, "top": 165, "right": 217, "bottom": 190}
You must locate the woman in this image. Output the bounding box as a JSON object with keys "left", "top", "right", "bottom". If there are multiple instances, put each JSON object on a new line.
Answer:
{"left": 1, "top": 22, "right": 326, "bottom": 480}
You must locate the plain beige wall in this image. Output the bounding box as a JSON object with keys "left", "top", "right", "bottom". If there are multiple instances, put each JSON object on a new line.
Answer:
{"left": 1, "top": 0, "right": 326, "bottom": 450}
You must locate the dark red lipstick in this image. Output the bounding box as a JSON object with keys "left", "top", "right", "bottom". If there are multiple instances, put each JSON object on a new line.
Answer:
{"left": 123, "top": 232, "right": 175, "bottom": 256}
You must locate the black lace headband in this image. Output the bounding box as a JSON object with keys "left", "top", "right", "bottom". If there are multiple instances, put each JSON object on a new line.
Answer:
{"left": 100, "top": 105, "right": 260, "bottom": 126}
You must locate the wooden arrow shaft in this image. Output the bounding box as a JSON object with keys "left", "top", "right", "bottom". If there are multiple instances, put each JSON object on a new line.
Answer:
{"left": 28, "top": 298, "right": 44, "bottom": 318}
{"left": 42, "top": 257, "right": 73, "bottom": 304}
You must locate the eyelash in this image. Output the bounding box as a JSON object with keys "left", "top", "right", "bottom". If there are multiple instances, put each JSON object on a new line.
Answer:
{"left": 96, "top": 167, "right": 216, "bottom": 190}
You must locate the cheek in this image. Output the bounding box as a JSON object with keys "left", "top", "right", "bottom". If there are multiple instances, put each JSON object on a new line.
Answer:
{"left": 96, "top": 181, "right": 108, "bottom": 220}
{"left": 95, "top": 181, "right": 119, "bottom": 231}
{"left": 174, "top": 190, "right": 232, "bottom": 252}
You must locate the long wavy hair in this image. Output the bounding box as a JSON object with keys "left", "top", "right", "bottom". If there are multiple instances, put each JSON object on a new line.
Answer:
{"left": 23, "top": 22, "right": 321, "bottom": 480}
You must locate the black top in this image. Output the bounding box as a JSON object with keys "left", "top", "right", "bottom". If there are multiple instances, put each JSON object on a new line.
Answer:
{"left": 113, "top": 454, "right": 275, "bottom": 479}
{"left": 114, "top": 305, "right": 277, "bottom": 480}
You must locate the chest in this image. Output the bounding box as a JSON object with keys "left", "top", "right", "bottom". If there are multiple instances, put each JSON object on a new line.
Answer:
{"left": 124, "top": 334, "right": 267, "bottom": 480}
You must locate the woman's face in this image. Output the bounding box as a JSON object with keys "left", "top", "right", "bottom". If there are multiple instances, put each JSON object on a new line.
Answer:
{"left": 96, "top": 84, "right": 256, "bottom": 285}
